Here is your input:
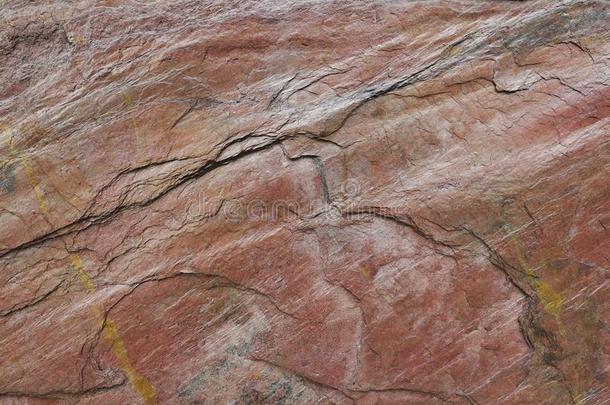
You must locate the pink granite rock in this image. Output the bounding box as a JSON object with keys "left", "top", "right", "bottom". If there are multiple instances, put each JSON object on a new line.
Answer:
{"left": 1, "top": 1, "right": 609, "bottom": 404}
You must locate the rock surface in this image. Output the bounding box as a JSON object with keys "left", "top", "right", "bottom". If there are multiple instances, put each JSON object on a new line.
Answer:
{"left": 1, "top": 0, "right": 609, "bottom": 404}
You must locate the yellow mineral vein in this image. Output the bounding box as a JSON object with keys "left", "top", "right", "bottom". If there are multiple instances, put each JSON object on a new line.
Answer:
{"left": 508, "top": 227, "right": 565, "bottom": 332}
{"left": 2, "top": 123, "right": 156, "bottom": 404}
{"left": 2, "top": 125, "right": 50, "bottom": 218}
{"left": 510, "top": 232, "right": 585, "bottom": 405}
{"left": 71, "top": 256, "right": 157, "bottom": 404}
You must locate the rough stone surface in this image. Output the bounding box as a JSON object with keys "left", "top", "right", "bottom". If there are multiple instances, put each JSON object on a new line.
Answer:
{"left": 1, "top": 1, "right": 609, "bottom": 404}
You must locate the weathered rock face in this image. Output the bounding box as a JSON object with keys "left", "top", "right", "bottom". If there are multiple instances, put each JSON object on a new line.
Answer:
{"left": 1, "top": 0, "right": 609, "bottom": 404}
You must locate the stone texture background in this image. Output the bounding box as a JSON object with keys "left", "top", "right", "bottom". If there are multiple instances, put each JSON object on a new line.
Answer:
{"left": 0, "top": 0, "right": 609, "bottom": 404}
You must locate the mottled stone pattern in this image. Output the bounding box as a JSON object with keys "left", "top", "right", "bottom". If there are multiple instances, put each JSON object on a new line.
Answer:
{"left": 0, "top": 0, "right": 609, "bottom": 404}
